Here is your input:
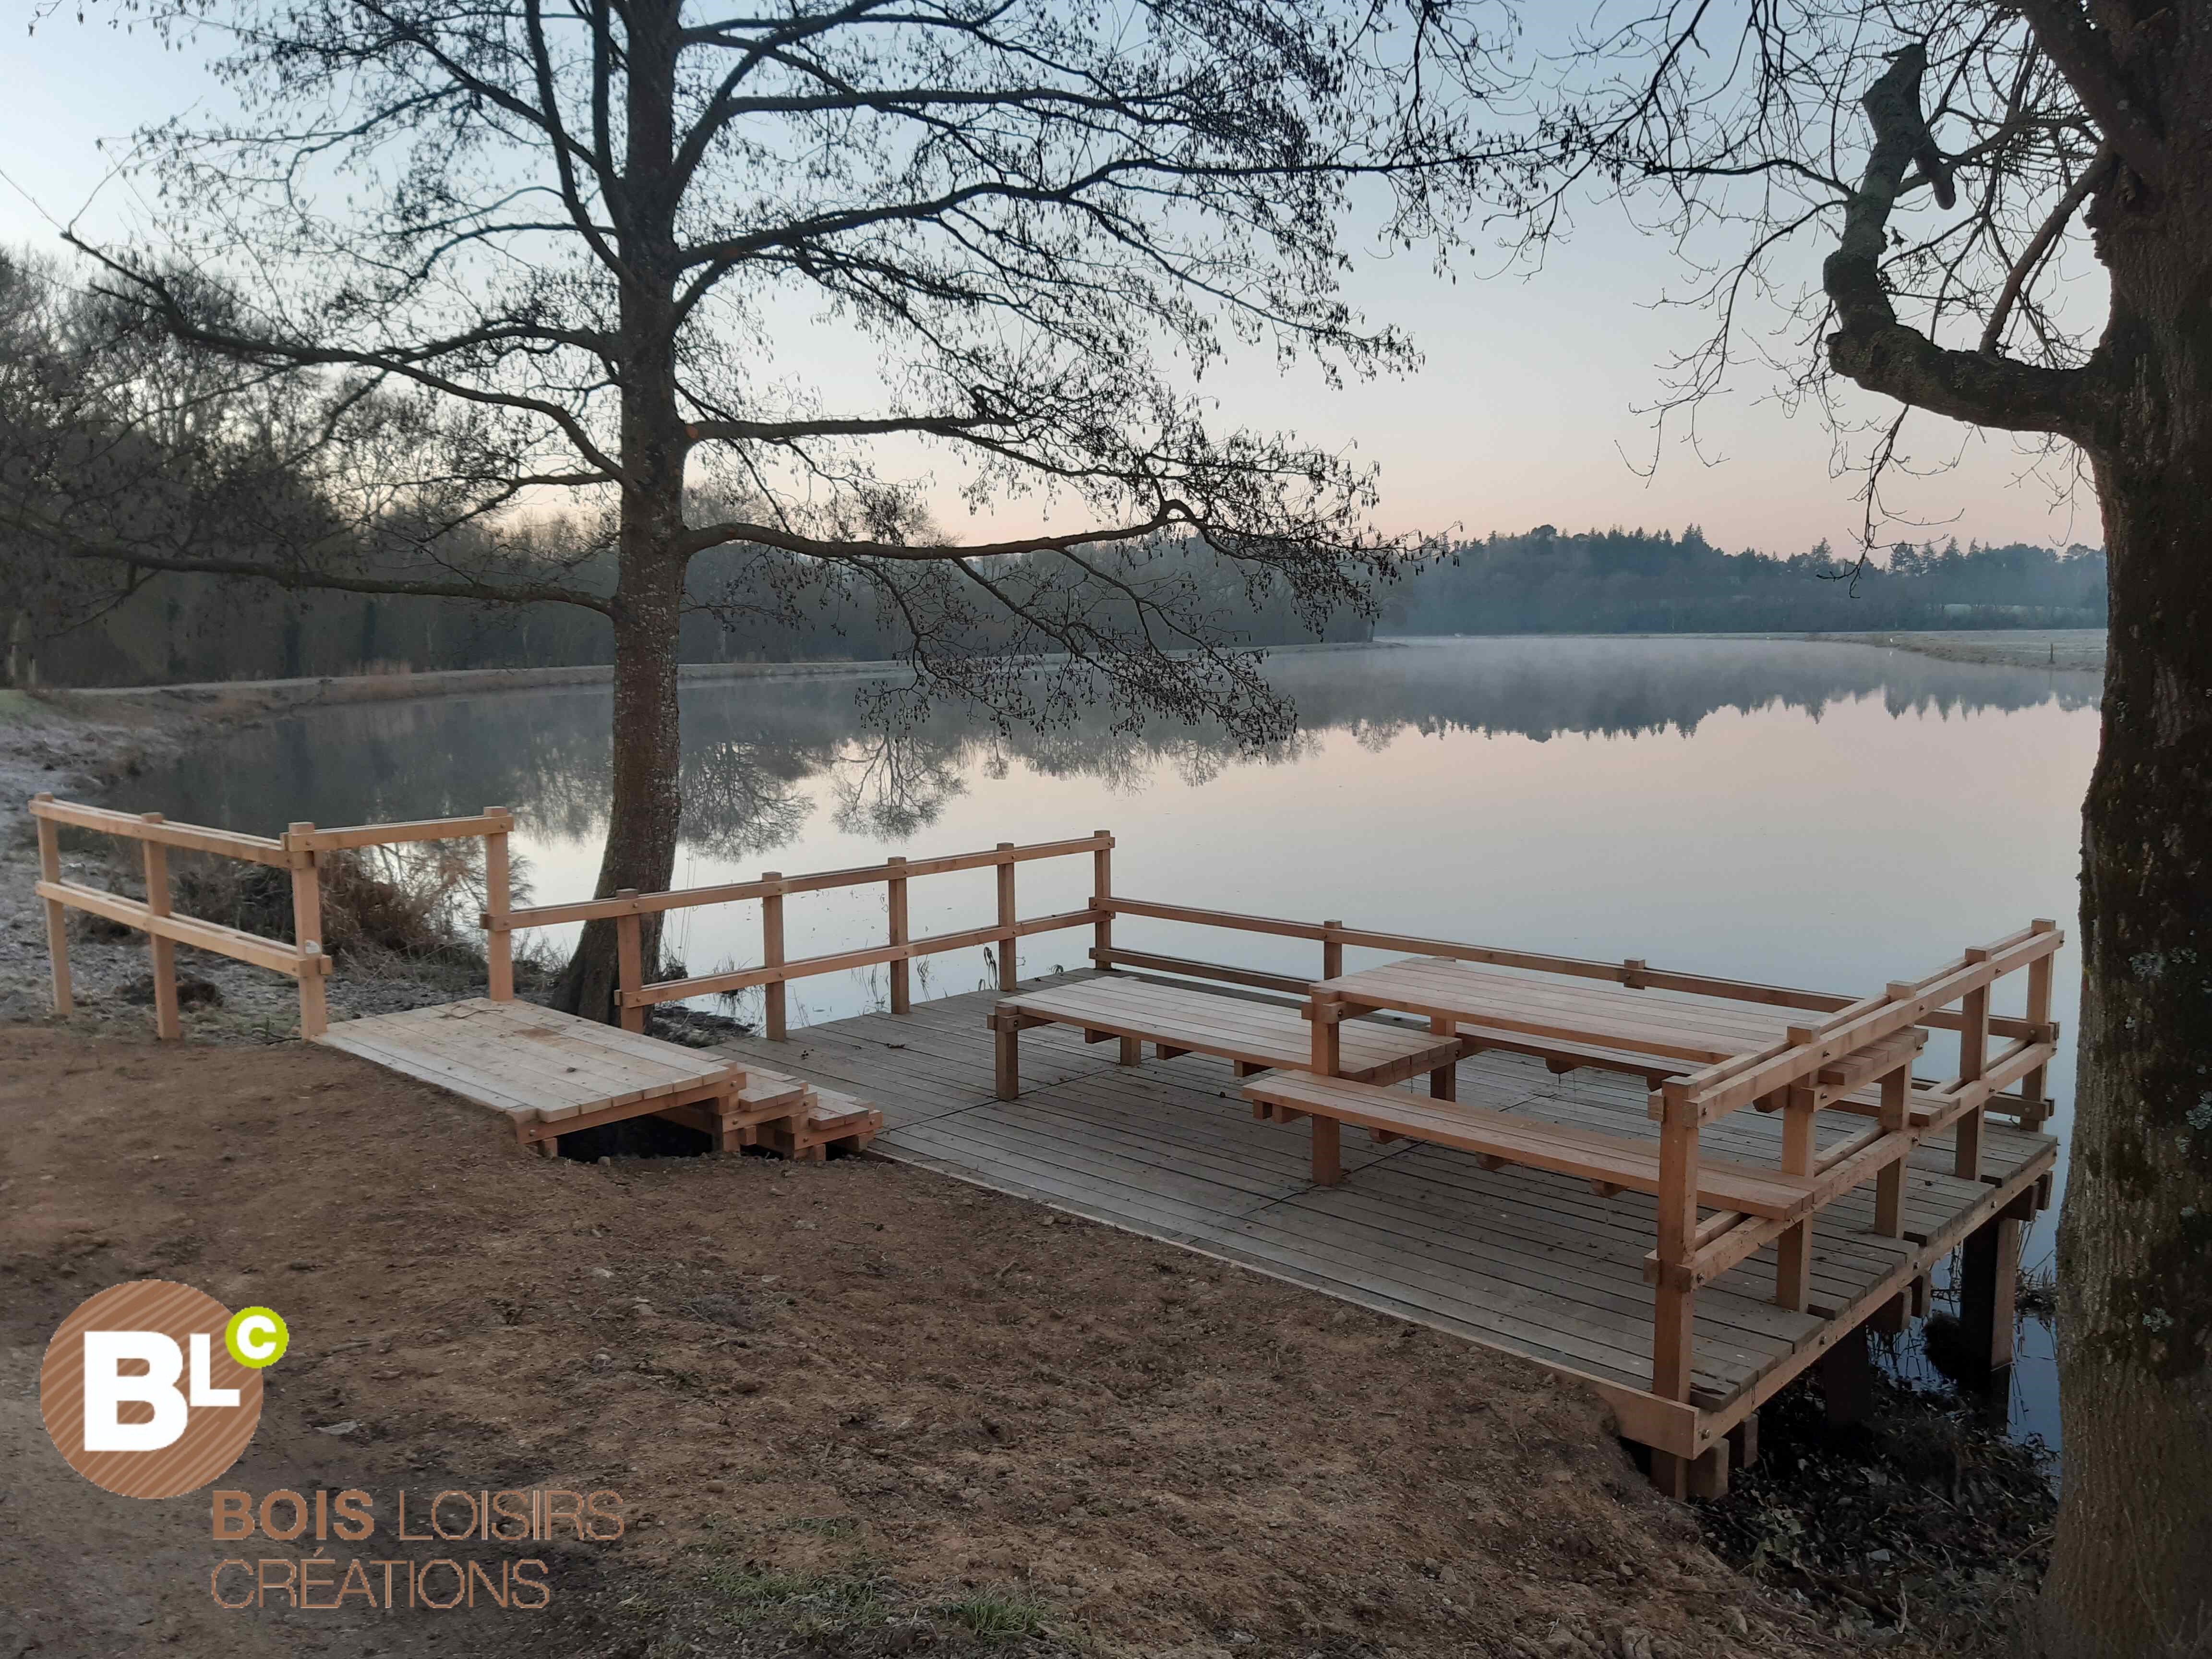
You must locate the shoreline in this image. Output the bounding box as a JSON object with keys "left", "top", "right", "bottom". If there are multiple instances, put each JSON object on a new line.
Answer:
{"left": 28, "top": 627, "right": 2105, "bottom": 721}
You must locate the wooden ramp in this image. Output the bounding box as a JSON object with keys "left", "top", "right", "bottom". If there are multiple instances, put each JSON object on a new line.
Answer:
{"left": 724, "top": 974, "right": 2056, "bottom": 1465}
{"left": 317, "top": 997, "right": 880, "bottom": 1158}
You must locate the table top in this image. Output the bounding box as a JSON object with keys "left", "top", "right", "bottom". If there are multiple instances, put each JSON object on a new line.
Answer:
{"left": 1313, "top": 956, "right": 1813, "bottom": 1065}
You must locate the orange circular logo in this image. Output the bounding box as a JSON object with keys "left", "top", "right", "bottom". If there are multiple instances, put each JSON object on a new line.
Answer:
{"left": 39, "top": 1281, "right": 268, "bottom": 1499}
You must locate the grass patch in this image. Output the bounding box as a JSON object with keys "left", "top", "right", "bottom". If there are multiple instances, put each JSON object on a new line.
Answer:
{"left": 703, "top": 1562, "right": 888, "bottom": 1634}
{"left": 785, "top": 1515, "right": 861, "bottom": 1539}
{"left": 935, "top": 1587, "right": 1051, "bottom": 1643}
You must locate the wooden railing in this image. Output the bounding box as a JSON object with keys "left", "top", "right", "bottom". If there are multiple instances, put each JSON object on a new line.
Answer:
{"left": 1090, "top": 898, "right": 2057, "bottom": 1056}
{"left": 29, "top": 795, "right": 513, "bottom": 1039}
{"left": 496, "top": 831, "right": 1115, "bottom": 1038}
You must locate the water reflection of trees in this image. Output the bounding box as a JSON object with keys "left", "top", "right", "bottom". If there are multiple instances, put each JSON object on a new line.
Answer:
{"left": 116, "top": 638, "right": 2098, "bottom": 859}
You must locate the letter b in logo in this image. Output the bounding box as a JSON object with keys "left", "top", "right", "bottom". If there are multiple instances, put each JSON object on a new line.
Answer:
{"left": 41, "top": 1282, "right": 266, "bottom": 1498}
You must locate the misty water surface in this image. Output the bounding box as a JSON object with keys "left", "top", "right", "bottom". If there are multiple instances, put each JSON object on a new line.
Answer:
{"left": 119, "top": 635, "right": 2102, "bottom": 1448}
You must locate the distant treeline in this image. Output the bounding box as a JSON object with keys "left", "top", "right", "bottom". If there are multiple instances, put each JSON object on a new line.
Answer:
{"left": 16, "top": 522, "right": 2102, "bottom": 687}
{"left": 15, "top": 537, "right": 1373, "bottom": 688}
{"left": 1380, "top": 526, "right": 2107, "bottom": 637}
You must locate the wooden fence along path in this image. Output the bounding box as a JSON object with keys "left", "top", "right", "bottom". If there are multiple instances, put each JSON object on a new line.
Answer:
{"left": 26, "top": 795, "right": 2060, "bottom": 1496}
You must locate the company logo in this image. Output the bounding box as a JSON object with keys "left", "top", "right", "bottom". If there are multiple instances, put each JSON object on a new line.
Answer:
{"left": 39, "top": 1280, "right": 288, "bottom": 1499}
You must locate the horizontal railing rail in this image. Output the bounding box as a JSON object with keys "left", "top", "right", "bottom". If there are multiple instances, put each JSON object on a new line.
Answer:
{"left": 29, "top": 794, "right": 515, "bottom": 1039}
{"left": 1090, "top": 896, "right": 2044, "bottom": 1043}
{"left": 498, "top": 831, "right": 1117, "bottom": 1038}
{"left": 498, "top": 833, "right": 1111, "bottom": 931}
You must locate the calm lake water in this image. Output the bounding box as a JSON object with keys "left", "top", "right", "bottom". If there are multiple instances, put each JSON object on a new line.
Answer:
{"left": 119, "top": 636, "right": 2101, "bottom": 1449}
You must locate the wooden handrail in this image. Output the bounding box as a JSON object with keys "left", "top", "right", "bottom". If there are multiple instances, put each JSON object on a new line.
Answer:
{"left": 623, "top": 908, "right": 1105, "bottom": 1008}
{"left": 30, "top": 795, "right": 290, "bottom": 866}
{"left": 30, "top": 793, "right": 515, "bottom": 1041}
{"left": 36, "top": 879, "right": 331, "bottom": 979}
{"left": 281, "top": 813, "right": 514, "bottom": 853}
{"left": 1666, "top": 925, "right": 2064, "bottom": 1126}
{"left": 501, "top": 832, "right": 1113, "bottom": 930}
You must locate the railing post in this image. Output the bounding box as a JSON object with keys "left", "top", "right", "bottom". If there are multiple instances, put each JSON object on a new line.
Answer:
{"left": 2020, "top": 918, "right": 2057, "bottom": 1127}
{"left": 886, "top": 855, "right": 910, "bottom": 1014}
{"left": 1774, "top": 1081, "right": 1815, "bottom": 1311}
{"left": 1875, "top": 1064, "right": 1909, "bottom": 1238}
{"left": 287, "top": 822, "right": 328, "bottom": 1040}
{"left": 996, "top": 842, "right": 1017, "bottom": 992}
{"left": 140, "top": 813, "right": 180, "bottom": 1041}
{"left": 1322, "top": 919, "right": 1343, "bottom": 982}
{"left": 1092, "top": 831, "right": 1112, "bottom": 974}
{"left": 1955, "top": 946, "right": 1992, "bottom": 1178}
{"left": 33, "top": 794, "right": 71, "bottom": 1016}
{"left": 614, "top": 890, "right": 645, "bottom": 1034}
{"left": 1650, "top": 1082, "right": 1701, "bottom": 1494}
{"left": 762, "top": 873, "right": 786, "bottom": 1041}
{"left": 483, "top": 806, "right": 514, "bottom": 1002}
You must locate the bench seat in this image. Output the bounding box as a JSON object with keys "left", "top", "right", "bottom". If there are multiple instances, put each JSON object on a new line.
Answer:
{"left": 988, "top": 976, "right": 1460, "bottom": 1101}
{"left": 1243, "top": 1070, "right": 1821, "bottom": 1219}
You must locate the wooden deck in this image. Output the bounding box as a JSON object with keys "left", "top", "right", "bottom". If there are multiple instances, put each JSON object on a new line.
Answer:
{"left": 725, "top": 974, "right": 2056, "bottom": 1461}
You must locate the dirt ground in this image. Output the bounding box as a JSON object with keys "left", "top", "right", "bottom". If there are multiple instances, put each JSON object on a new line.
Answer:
{"left": 0, "top": 1025, "right": 1870, "bottom": 1659}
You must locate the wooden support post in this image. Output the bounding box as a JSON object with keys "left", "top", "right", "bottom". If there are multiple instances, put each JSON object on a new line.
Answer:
{"left": 614, "top": 893, "right": 645, "bottom": 1035}
{"left": 1310, "top": 1114, "right": 1342, "bottom": 1188}
{"left": 1955, "top": 950, "right": 1991, "bottom": 1178}
{"left": 1322, "top": 920, "right": 1343, "bottom": 982}
{"left": 1727, "top": 1412, "right": 1760, "bottom": 1471}
{"left": 1309, "top": 991, "right": 1342, "bottom": 1077}
{"left": 1775, "top": 1083, "right": 1816, "bottom": 1311}
{"left": 761, "top": 872, "right": 785, "bottom": 1042}
{"left": 886, "top": 855, "right": 910, "bottom": 1014}
{"left": 1429, "top": 1013, "right": 1457, "bottom": 1102}
{"left": 993, "top": 1014, "right": 1021, "bottom": 1101}
{"left": 996, "top": 842, "right": 1018, "bottom": 992}
{"left": 2020, "top": 918, "right": 2057, "bottom": 1127}
{"left": 1650, "top": 1444, "right": 1727, "bottom": 1502}
{"left": 1960, "top": 1212, "right": 2023, "bottom": 1374}
{"left": 1651, "top": 1084, "right": 1700, "bottom": 1409}
{"left": 483, "top": 806, "right": 514, "bottom": 1001}
{"left": 288, "top": 822, "right": 328, "bottom": 1039}
{"left": 1817, "top": 1326, "right": 1875, "bottom": 1427}
{"left": 33, "top": 795, "right": 71, "bottom": 1015}
{"left": 1874, "top": 1065, "right": 1909, "bottom": 1237}
{"left": 1092, "top": 831, "right": 1112, "bottom": 977}
{"left": 139, "top": 814, "right": 180, "bottom": 1041}
{"left": 1117, "top": 1034, "right": 1142, "bottom": 1066}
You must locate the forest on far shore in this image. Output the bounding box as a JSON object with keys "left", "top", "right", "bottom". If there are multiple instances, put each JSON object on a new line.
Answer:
{"left": 12, "top": 523, "right": 2104, "bottom": 689}
{"left": 1379, "top": 525, "right": 2106, "bottom": 638}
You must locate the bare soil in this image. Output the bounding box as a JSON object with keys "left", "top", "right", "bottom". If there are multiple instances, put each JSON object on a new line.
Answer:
{"left": 0, "top": 1025, "right": 1869, "bottom": 1659}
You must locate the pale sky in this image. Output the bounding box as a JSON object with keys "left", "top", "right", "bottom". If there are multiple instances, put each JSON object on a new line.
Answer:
{"left": 0, "top": 11, "right": 2106, "bottom": 558}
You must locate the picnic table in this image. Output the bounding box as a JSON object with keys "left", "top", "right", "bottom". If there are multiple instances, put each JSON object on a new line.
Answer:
{"left": 1314, "top": 956, "right": 1812, "bottom": 1083}
{"left": 1264, "top": 954, "right": 1920, "bottom": 1204}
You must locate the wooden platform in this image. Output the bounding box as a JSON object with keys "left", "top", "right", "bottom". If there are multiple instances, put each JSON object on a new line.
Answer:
{"left": 317, "top": 998, "right": 880, "bottom": 1158}
{"left": 725, "top": 974, "right": 2056, "bottom": 1463}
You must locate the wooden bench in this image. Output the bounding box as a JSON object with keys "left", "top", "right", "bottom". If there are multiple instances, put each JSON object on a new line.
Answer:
{"left": 987, "top": 976, "right": 1461, "bottom": 1101}
{"left": 1243, "top": 1070, "right": 1824, "bottom": 1213}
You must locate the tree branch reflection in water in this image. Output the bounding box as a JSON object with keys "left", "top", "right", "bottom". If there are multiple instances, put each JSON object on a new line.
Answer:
{"left": 113, "top": 639, "right": 2100, "bottom": 861}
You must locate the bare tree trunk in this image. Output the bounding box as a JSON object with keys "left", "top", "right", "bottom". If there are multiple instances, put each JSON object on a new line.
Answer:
{"left": 549, "top": 0, "right": 692, "bottom": 1026}
{"left": 551, "top": 544, "right": 687, "bottom": 1023}
{"left": 2040, "top": 247, "right": 2212, "bottom": 1659}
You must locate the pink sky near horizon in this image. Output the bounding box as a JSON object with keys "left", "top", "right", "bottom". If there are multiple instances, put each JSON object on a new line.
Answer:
{"left": 0, "top": 17, "right": 2110, "bottom": 560}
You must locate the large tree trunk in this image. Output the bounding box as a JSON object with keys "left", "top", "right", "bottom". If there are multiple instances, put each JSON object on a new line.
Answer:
{"left": 550, "top": 543, "right": 688, "bottom": 1023}
{"left": 2039, "top": 202, "right": 2212, "bottom": 1659}
{"left": 550, "top": 0, "right": 692, "bottom": 1026}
